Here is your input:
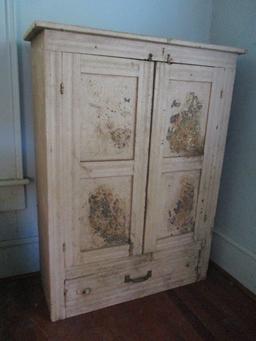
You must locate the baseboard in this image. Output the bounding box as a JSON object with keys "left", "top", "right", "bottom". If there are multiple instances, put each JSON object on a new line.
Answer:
{"left": 0, "top": 270, "right": 40, "bottom": 282}
{"left": 0, "top": 236, "right": 38, "bottom": 248}
{"left": 210, "top": 261, "right": 256, "bottom": 302}
{"left": 211, "top": 230, "right": 256, "bottom": 295}
{"left": 0, "top": 236, "right": 39, "bottom": 278}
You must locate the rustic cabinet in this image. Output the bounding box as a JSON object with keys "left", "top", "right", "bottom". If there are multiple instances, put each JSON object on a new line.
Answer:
{"left": 25, "top": 22, "right": 244, "bottom": 321}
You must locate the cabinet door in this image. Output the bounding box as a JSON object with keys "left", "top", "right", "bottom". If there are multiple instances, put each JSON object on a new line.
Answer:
{"left": 62, "top": 54, "right": 153, "bottom": 268}
{"left": 145, "top": 63, "right": 224, "bottom": 253}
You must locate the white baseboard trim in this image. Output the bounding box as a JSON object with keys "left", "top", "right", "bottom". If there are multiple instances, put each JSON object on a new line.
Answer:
{"left": 213, "top": 230, "right": 256, "bottom": 262}
{"left": 211, "top": 229, "right": 256, "bottom": 295}
{"left": 0, "top": 236, "right": 39, "bottom": 278}
{"left": 0, "top": 236, "right": 38, "bottom": 249}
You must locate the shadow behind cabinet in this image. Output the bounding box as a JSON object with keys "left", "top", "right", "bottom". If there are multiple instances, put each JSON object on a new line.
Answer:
{"left": 24, "top": 22, "right": 244, "bottom": 321}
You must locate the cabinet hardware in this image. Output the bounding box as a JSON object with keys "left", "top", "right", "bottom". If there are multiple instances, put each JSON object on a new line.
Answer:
{"left": 166, "top": 54, "right": 173, "bottom": 64}
{"left": 201, "top": 239, "right": 206, "bottom": 248}
{"left": 124, "top": 270, "right": 152, "bottom": 283}
{"left": 77, "top": 287, "right": 92, "bottom": 295}
{"left": 82, "top": 288, "right": 91, "bottom": 295}
{"left": 147, "top": 53, "right": 153, "bottom": 61}
{"left": 60, "top": 82, "right": 64, "bottom": 94}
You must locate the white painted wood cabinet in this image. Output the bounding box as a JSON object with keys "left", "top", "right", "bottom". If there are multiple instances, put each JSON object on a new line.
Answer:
{"left": 25, "top": 22, "right": 244, "bottom": 321}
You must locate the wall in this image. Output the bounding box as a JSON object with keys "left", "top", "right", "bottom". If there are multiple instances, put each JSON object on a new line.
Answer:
{"left": 210, "top": 0, "right": 256, "bottom": 294}
{"left": 0, "top": 0, "right": 213, "bottom": 277}
{"left": 0, "top": 0, "right": 38, "bottom": 278}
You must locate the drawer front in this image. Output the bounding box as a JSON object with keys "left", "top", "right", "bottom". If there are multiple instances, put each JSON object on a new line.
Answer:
{"left": 65, "top": 246, "right": 199, "bottom": 317}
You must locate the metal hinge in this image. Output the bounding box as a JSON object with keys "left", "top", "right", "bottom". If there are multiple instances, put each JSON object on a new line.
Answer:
{"left": 60, "top": 82, "right": 64, "bottom": 95}
{"left": 196, "top": 239, "right": 207, "bottom": 280}
{"left": 147, "top": 53, "right": 153, "bottom": 61}
{"left": 166, "top": 54, "right": 173, "bottom": 64}
{"left": 201, "top": 238, "right": 206, "bottom": 249}
{"left": 62, "top": 242, "right": 66, "bottom": 252}
{"left": 220, "top": 89, "right": 224, "bottom": 98}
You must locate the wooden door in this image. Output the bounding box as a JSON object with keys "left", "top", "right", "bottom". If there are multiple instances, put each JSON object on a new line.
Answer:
{"left": 62, "top": 54, "right": 153, "bottom": 268}
{"left": 145, "top": 63, "right": 224, "bottom": 253}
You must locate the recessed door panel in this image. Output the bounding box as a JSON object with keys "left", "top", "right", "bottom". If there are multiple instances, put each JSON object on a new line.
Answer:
{"left": 80, "top": 73, "right": 137, "bottom": 161}
{"left": 79, "top": 176, "right": 132, "bottom": 251}
{"left": 164, "top": 81, "right": 211, "bottom": 157}
{"left": 158, "top": 170, "right": 200, "bottom": 239}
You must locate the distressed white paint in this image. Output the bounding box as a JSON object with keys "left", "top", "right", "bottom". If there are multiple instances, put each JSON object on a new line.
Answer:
{"left": 27, "top": 22, "right": 243, "bottom": 321}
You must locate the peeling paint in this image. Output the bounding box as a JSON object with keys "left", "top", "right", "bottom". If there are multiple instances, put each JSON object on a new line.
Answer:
{"left": 166, "top": 92, "right": 204, "bottom": 155}
{"left": 168, "top": 177, "right": 195, "bottom": 235}
{"left": 88, "top": 185, "right": 128, "bottom": 246}
{"left": 110, "top": 128, "right": 132, "bottom": 149}
{"left": 95, "top": 111, "right": 131, "bottom": 150}
{"left": 83, "top": 74, "right": 135, "bottom": 155}
{"left": 171, "top": 99, "right": 181, "bottom": 108}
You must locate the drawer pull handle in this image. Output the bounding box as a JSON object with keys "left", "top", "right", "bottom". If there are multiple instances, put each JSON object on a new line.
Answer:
{"left": 124, "top": 270, "right": 152, "bottom": 283}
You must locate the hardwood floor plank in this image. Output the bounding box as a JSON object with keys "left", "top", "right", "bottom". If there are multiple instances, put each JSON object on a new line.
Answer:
{"left": 168, "top": 290, "right": 214, "bottom": 340}
{"left": 205, "top": 266, "right": 256, "bottom": 339}
{"left": 0, "top": 264, "right": 256, "bottom": 341}
{"left": 187, "top": 282, "right": 251, "bottom": 340}
{"left": 173, "top": 282, "right": 250, "bottom": 341}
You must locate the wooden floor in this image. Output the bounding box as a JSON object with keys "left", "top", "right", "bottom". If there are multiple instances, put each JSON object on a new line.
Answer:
{"left": 0, "top": 263, "right": 256, "bottom": 341}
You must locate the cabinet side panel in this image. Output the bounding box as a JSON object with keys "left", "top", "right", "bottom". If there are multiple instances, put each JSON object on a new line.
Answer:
{"left": 31, "top": 34, "right": 51, "bottom": 307}
{"left": 44, "top": 50, "right": 65, "bottom": 321}
{"left": 32, "top": 36, "right": 65, "bottom": 321}
{"left": 199, "top": 67, "right": 236, "bottom": 279}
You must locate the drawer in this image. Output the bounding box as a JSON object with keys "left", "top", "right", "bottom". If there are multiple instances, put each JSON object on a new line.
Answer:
{"left": 65, "top": 246, "right": 199, "bottom": 317}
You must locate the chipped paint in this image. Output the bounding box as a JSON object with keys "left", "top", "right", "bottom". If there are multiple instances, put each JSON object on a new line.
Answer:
{"left": 95, "top": 113, "right": 132, "bottom": 150}
{"left": 110, "top": 128, "right": 132, "bottom": 149}
{"left": 88, "top": 185, "right": 128, "bottom": 246}
{"left": 82, "top": 74, "right": 136, "bottom": 157}
{"left": 93, "top": 103, "right": 132, "bottom": 150}
{"left": 168, "top": 177, "right": 195, "bottom": 235}
{"left": 166, "top": 92, "right": 204, "bottom": 155}
{"left": 171, "top": 99, "right": 181, "bottom": 108}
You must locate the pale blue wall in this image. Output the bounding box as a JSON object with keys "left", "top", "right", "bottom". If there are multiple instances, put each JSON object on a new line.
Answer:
{"left": 0, "top": 0, "right": 213, "bottom": 277}
{"left": 210, "top": 0, "right": 256, "bottom": 293}
{"left": 16, "top": 0, "right": 212, "bottom": 41}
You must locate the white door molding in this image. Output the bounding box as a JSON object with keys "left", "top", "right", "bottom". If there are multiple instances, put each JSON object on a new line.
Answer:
{"left": 0, "top": 0, "right": 29, "bottom": 210}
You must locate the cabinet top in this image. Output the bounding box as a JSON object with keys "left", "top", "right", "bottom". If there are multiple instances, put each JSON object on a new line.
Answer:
{"left": 24, "top": 21, "right": 245, "bottom": 55}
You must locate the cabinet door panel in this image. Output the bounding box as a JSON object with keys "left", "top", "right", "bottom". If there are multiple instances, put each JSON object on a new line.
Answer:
{"left": 80, "top": 72, "right": 137, "bottom": 161}
{"left": 159, "top": 170, "right": 200, "bottom": 239}
{"left": 79, "top": 175, "right": 132, "bottom": 251}
{"left": 163, "top": 80, "right": 211, "bottom": 157}
{"left": 145, "top": 63, "right": 224, "bottom": 253}
{"left": 62, "top": 54, "right": 153, "bottom": 267}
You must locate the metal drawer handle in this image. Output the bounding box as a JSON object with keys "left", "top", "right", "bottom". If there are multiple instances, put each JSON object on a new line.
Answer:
{"left": 124, "top": 270, "right": 152, "bottom": 283}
